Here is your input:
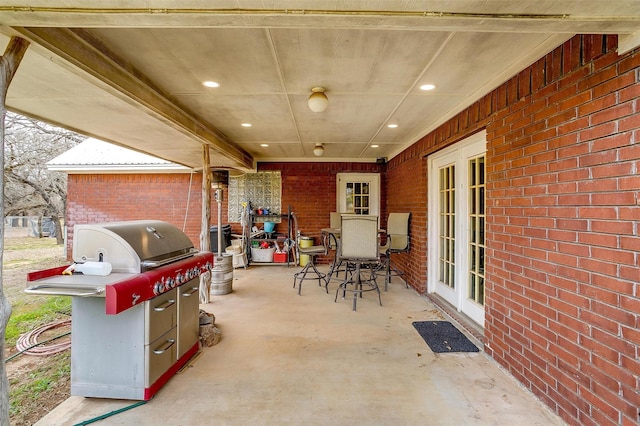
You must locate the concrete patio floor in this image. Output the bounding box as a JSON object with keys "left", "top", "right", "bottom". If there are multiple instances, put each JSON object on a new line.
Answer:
{"left": 37, "top": 264, "right": 564, "bottom": 425}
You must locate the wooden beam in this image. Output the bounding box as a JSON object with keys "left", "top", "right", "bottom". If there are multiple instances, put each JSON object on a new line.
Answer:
{"left": 11, "top": 26, "right": 254, "bottom": 170}
{"left": 0, "top": 7, "right": 639, "bottom": 34}
{"left": 0, "top": 36, "right": 29, "bottom": 426}
{"left": 199, "top": 146, "right": 212, "bottom": 304}
{"left": 200, "top": 146, "right": 212, "bottom": 253}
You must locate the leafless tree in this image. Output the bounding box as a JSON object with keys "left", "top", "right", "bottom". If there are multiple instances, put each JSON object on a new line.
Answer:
{"left": 4, "top": 112, "right": 85, "bottom": 244}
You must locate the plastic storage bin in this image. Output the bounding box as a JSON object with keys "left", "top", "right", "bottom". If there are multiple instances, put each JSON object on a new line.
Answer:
{"left": 273, "top": 252, "right": 288, "bottom": 263}
{"left": 226, "top": 244, "right": 247, "bottom": 269}
{"left": 251, "top": 247, "right": 275, "bottom": 262}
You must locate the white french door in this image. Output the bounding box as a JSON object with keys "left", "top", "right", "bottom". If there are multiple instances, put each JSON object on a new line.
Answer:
{"left": 428, "top": 131, "right": 486, "bottom": 327}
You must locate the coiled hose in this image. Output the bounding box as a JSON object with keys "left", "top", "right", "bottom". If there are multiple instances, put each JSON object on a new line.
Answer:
{"left": 14, "top": 319, "right": 71, "bottom": 356}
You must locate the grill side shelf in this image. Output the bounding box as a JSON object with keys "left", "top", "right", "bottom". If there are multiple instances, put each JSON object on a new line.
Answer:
{"left": 26, "top": 267, "right": 139, "bottom": 307}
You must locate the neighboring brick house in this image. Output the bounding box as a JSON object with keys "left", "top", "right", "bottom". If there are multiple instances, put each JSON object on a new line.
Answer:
{"left": 51, "top": 35, "right": 639, "bottom": 425}
{"left": 47, "top": 138, "right": 204, "bottom": 253}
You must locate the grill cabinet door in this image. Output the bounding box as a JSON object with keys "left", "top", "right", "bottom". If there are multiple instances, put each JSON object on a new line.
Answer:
{"left": 178, "top": 277, "right": 200, "bottom": 359}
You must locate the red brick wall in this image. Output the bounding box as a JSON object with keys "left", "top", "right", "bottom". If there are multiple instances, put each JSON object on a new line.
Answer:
{"left": 66, "top": 173, "right": 230, "bottom": 255}
{"left": 387, "top": 35, "right": 640, "bottom": 425}
{"left": 485, "top": 37, "right": 639, "bottom": 426}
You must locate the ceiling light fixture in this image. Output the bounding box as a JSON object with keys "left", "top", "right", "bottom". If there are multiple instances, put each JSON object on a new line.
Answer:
{"left": 313, "top": 143, "right": 325, "bottom": 156}
{"left": 387, "top": 124, "right": 398, "bottom": 128}
{"left": 261, "top": 143, "right": 269, "bottom": 147}
{"left": 371, "top": 144, "right": 379, "bottom": 148}
{"left": 420, "top": 84, "right": 436, "bottom": 91}
{"left": 203, "top": 81, "right": 220, "bottom": 88}
{"left": 308, "top": 87, "right": 329, "bottom": 112}
{"left": 241, "top": 123, "right": 252, "bottom": 127}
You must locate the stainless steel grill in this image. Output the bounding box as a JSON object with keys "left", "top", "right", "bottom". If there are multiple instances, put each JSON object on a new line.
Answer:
{"left": 26, "top": 220, "right": 214, "bottom": 400}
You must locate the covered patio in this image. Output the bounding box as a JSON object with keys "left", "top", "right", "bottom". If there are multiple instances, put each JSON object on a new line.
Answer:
{"left": 1, "top": 2, "right": 638, "bottom": 424}
{"left": 36, "top": 266, "right": 563, "bottom": 425}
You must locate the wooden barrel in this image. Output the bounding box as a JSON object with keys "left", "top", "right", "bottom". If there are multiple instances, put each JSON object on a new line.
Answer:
{"left": 210, "top": 254, "right": 233, "bottom": 295}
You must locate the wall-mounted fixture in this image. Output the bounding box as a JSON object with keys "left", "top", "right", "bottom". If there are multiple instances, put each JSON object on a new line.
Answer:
{"left": 308, "top": 87, "right": 328, "bottom": 112}
{"left": 313, "top": 143, "right": 325, "bottom": 157}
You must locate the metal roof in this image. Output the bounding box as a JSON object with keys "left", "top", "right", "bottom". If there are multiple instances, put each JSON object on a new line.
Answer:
{"left": 47, "top": 138, "right": 192, "bottom": 173}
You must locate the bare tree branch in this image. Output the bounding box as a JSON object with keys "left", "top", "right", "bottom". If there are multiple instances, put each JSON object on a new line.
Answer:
{"left": 3, "top": 111, "right": 85, "bottom": 243}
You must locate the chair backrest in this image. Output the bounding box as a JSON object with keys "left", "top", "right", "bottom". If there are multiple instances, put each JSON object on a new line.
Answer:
{"left": 330, "top": 212, "right": 341, "bottom": 229}
{"left": 340, "top": 215, "right": 379, "bottom": 260}
{"left": 387, "top": 212, "right": 411, "bottom": 251}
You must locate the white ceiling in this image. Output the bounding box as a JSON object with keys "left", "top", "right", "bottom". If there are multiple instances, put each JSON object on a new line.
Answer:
{"left": 0, "top": 1, "right": 638, "bottom": 172}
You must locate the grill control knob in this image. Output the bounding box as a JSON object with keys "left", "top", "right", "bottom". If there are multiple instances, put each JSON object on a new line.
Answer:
{"left": 176, "top": 272, "right": 184, "bottom": 284}
{"left": 166, "top": 277, "right": 175, "bottom": 289}
{"left": 153, "top": 281, "right": 163, "bottom": 295}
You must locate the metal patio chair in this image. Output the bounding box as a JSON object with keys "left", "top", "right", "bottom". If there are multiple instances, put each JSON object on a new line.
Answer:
{"left": 293, "top": 234, "right": 329, "bottom": 295}
{"left": 334, "top": 214, "right": 381, "bottom": 311}
{"left": 379, "top": 212, "right": 411, "bottom": 291}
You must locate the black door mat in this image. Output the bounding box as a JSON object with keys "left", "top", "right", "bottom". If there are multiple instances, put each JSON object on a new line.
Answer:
{"left": 412, "top": 321, "right": 480, "bottom": 353}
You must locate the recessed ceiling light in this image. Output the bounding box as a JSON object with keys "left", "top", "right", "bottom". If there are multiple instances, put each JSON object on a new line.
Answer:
{"left": 241, "top": 123, "right": 252, "bottom": 127}
{"left": 387, "top": 124, "right": 398, "bottom": 128}
{"left": 261, "top": 144, "right": 269, "bottom": 147}
{"left": 420, "top": 84, "right": 436, "bottom": 91}
{"left": 202, "top": 81, "right": 220, "bottom": 88}
{"left": 371, "top": 144, "right": 379, "bottom": 148}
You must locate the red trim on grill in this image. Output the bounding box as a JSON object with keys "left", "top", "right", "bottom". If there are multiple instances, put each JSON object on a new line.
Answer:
{"left": 27, "top": 265, "right": 69, "bottom": 281}
{"left": 105, "top": 274, "right": 152, "bottom": 314}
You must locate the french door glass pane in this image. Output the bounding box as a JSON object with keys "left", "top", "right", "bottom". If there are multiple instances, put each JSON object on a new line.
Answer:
{"left": 439, "top": 165, "right": 455, "bottom": 289}
{"left": 468, "top": 156, "right": 486, "bottom": 305}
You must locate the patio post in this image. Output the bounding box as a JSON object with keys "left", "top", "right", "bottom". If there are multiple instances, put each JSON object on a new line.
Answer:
{"left": 0, "top": 36, "right": 30, "bottom": 426}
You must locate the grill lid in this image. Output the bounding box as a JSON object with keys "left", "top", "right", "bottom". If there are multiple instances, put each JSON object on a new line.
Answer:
{"left": 73, "top": 220, "right": 197, "bottom": 273}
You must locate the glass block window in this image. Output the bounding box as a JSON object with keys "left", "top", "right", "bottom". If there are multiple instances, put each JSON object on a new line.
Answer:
{"left": 228, "top": 171, "right": 281, "bottom": 222}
